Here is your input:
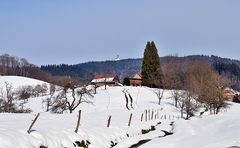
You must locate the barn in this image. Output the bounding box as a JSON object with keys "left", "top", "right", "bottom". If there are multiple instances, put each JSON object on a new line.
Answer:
{"left": 91, "top": 74, "right": 120, "bottom": 87}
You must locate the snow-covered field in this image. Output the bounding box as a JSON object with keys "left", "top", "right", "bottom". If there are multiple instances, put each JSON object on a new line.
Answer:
{"left": 0, "top": 76, "right": 49, "bottom": 90}
{"left": 0, "top": 76, "right": 240, "bottom": 148}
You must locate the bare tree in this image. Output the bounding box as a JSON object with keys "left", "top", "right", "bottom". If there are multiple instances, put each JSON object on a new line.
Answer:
{"left": 2, "top": 82, "right": 15, "bottom": 112}
{"left": 0, "top": 82, "right": 17, "bottom": 112}
{"left": 177, "top": 91, "right": 199, "bottom": 119}
{"left": 154, "top": 88, "right": 164, "bottom": 105}
{"left": 50, "top": 91, "right": 67, "bottom": 114}
{"left": 42, "top": 84, "right": 56, "bottom": 112}
{"left": 153, "top": 67, "right": 165, "bottom": 105}
{"left": 65, "top": 87, "right": 94, "bottom": 113}
{"left": 162, "top": 56, "right": 185, "bottom": 107}
{"left": 171, "top": 90, "right": 182, "bottom": 108}
{"left": 51, "top": 81, "right": 94, "bottom": 113}
{"left": 186, "top": 60, "right": 229, "bottom": 115}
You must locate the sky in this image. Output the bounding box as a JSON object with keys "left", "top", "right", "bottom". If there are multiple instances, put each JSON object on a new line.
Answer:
{"left": 0, "top": 0, "right": 240, "bottom": 65}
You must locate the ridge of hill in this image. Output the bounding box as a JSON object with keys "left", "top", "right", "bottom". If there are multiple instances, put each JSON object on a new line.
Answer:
{"left": 41, "top": 55, "right": 240, "bottom": 90}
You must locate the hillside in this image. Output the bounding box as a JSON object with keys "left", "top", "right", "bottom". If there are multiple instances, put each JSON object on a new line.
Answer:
{"left": 0, "top": 76, "right": 50, "bottom": 90}
{"left": 41, "top": 55, "right": 240, "bottom": 89}
{"left": 0, "top": 76, "right": 239, "bottom": 147}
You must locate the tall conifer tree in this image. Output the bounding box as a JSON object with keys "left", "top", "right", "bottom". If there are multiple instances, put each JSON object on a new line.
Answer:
{"left": 141, "top": 41, "right": 161, "bottom": 87}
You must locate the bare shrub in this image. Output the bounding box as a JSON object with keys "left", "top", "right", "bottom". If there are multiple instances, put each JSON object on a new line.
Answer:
{"left": 50, "top": 81, "right": 94, "bottom": 113}
{"left": 186, "top": 60, "right": 229, "bottom": 115}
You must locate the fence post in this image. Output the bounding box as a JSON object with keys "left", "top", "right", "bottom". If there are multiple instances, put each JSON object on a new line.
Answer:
{"left": 141, "top": 113, "right": 144, "bottom": 122}
{"left": 145, "top": 110, "right": 148, "bottom": 122}
{"left": 151, "top": 110, "right": 154, "bottom": 120}
{"left": 128, "top": 113, "right": 133, "bottom": 126}
{"left": 75, "top": 110, "right": 82, "bottom": 133}
{"left": 27, "top": 113, "right": 40, "bottom": 134}
{"left": 148, "top": 110, "right": 151, "bottom": 120}
{"left": 107, "top": 116, "right": 112, "bottom": 128}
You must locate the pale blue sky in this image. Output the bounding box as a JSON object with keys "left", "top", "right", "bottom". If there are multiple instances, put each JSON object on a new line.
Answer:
{"left": 0, "top": 0, "right": 240, "bottom": 65}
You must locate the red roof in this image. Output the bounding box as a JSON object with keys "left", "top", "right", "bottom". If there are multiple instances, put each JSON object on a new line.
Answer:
{"left": 135, "top": 73, "right": 142, "bottom": 78}
{"left": 93, "top": 74, "right": 117, "bottom": 79}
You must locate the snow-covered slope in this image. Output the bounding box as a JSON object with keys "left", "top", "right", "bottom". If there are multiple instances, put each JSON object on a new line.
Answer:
{"left": 0, "top": 76, "right": 49, "bottom": 89}
{"left": 0, "top": 77, "right": 239, "bottom": 148}
{"left": 141, "top": 102, "right": 240, "bottom": 148}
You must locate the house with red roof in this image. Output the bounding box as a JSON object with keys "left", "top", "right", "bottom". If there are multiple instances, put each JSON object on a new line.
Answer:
{"left": 91, "top": 74, "right": 120, "bottom": 87}
{"left": 129, "top": 73, "right": 142, "bottom": 86}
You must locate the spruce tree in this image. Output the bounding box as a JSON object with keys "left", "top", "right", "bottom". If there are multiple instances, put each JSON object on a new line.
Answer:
{"left": 141, "top": 41, "right": 161, "bottom": 87}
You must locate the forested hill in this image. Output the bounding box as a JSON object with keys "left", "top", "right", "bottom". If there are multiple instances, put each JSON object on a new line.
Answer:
{"left": 41, "top": 55, "right": 240, "bottom": 89}
{"left": 41, "top": 58, "right": 143, "bottom": 82}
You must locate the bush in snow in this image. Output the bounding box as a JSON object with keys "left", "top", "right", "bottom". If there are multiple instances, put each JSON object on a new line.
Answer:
{"left": 0, "top": 82, "right": 31, "bottom": 113}
{"left": 33, "top": 83, "right": 48, "bottom": 97}
{"left": 50, "top": 80, "right": 94, "bottom": 113}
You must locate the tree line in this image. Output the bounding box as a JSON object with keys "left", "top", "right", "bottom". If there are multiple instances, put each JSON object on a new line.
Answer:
{"left": 0, "top": 54, "right": 81, "bottom": 87}
{"left": 141, "top": 41, "right": 230, "bottom": 119}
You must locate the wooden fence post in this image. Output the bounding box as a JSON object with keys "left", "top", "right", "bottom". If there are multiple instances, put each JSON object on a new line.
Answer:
{"left": 151, "top": 110, "right": 154, "bottom": 120}
{"left": 128, "top": 113, "right": 133, "bottom": 126}
{"left": 107, "top": 116, "right": 112, "bottom": 128}
{"left": 141, "top": 113, "right": 144, "bottom": 122}
{"left": 75, "top": 110, "right": 82, "bottom": 133}
{"left": 148, "top": 110, "right": 151, "bottom": 120}
{"left": 27, "top": 113, "right": 40, "bottom": 134}
{"left": 145, "top": 110, "right": 148, "bottom": 122}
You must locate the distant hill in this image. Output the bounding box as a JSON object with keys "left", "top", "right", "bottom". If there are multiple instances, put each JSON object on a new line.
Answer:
{"left": 41, "top": 59, "right": 143, "bottom": 82}
{"left": 41, "top": 55, "right": 240, "bottom": 90}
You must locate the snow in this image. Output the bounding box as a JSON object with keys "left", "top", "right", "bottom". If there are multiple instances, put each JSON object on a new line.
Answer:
{"left": 0, "top": 76, "right": 49, "bottom": 90}
{"left": 141, "top": 103, "right": 240, "bottom": 148}
{"left": 0, "top": 76, "right": 239, "bottom": 148}
{"left": 91, "top": 78, "right": 114, "bottom": 83}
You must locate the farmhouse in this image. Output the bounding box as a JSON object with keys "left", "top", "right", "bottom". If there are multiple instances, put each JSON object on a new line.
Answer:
{"left": 129, "top": 73, "right": 142, "bottom": 86}
{"left": 223, "top": 88, "right": 236, "bottom": 101}
{"left": 91, "top": 74, "right": 120, "bottom": 87}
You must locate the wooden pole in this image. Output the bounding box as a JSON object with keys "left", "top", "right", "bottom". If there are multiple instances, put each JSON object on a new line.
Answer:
{"left": 145, "top": 110, "right": 148, "bottom": 122}
{"left": 148, "top": 110, "right": 151, "bottom": 120}
{"left": 27, "top": 113, "right": 40, "bottom": 134}
{"left": 75, "top": 110, "right": 82, "bottom": 133}
{"left": 151, "top": 110, "right": 154, "bottom": 120}
{"left": 128, "top": 113, "right": 133, "bottom": 126}
{"left": 141, "top": 113, "right": 144, "bottom": 122}
{"left": 107, "top": 116, "right": 112, "bottom": 128}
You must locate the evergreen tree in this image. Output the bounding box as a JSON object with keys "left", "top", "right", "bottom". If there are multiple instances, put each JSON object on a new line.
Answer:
{"left": 141, "top": 41, "right": 161, "bottom": 87}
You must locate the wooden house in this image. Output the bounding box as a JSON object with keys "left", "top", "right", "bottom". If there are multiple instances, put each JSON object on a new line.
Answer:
{"left": 223, "top": 88, "right": 236, "bottom": 101}
{"left": 129, "top": 73, "right": 142, "bottom": 86}
{"left": 91, "top": 74, "right": 120, "bottom": 87}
